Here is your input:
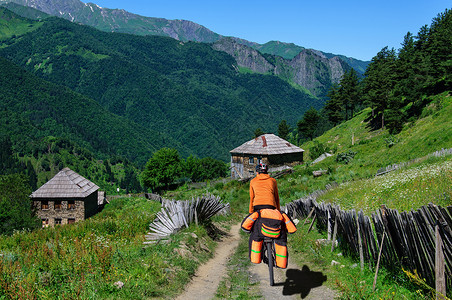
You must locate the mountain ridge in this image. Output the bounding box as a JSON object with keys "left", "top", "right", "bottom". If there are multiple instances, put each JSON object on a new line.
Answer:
{"left": 0, "top": 9, "right": 323, "bottom": 163}
{"left": 0, "top": 0, "right": 369, "bottom": 96}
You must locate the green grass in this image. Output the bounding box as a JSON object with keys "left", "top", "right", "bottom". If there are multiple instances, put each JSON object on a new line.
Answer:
{"left": 215, "top": 231, "right": 261, "bottom": 299}
{"left": 0, "top": 197, "right": 217, "bottom": 299}
{"left": 318, "top": 156, "right": 451, "bottom": 214}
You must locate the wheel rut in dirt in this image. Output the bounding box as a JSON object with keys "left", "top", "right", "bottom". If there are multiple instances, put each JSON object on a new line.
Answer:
{"left": 175, "top": 223, "right": 241, "bottom": 300}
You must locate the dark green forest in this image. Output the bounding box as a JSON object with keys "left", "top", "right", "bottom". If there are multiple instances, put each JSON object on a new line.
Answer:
{"left": 0, "top": 10, "right": 322, "bottom": 163}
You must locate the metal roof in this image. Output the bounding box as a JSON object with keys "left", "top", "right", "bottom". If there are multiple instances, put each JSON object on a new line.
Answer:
{"left": 31, "top": 167, "right": 99, "bottom": 199}
{"left": 230, "top": 134, "right": 304, "bottom": 156}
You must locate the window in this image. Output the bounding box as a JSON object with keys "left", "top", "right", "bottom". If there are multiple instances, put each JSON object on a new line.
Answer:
{"left": 249, "top": 157, "right": 254, "bottom": 164}
{"left": 41, "top": 201, "right": 49, "bottom": 210}
{"left": 68, "top": 200, "right": 75, "bottom": 210}
{"left": 42, "top": 219, "right": 49, "bottom": 228}
{"left": 54, "top": 200, "right": 62, "bottom": 210}
{"left": 68, "top": 218, "right": 75, "bottom": 224}
{"left": 54, "top": 218, "right": 62, "bottom": 225}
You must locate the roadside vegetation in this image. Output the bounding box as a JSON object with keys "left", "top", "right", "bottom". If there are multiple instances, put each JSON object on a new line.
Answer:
{"left": 0, "top": 197, "right": 223, "bottom": 299}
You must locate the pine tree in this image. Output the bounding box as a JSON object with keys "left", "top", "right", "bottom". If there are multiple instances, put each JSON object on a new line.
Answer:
{"left": 363, "top": 47, "right": 398, "bottom": 129}
{"left": 277, "top": 120, "right": 290, "bottom": 140}
{"left": 325, "top": 83, "right": 345, "bottom": 126}
{"left": 340, "top": 68, "right": 362, "bottom": 120}
{"left": 297, "top": 107, "right": 320, "bottom": 141}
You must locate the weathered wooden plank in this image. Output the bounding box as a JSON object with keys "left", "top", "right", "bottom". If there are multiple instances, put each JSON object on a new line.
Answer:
{"left": 435, "top": 225, "right": 446, "bottom": 300}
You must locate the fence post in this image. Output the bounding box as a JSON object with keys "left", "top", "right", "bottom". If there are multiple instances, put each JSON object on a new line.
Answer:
{"left": 373, "top": 231, "right": 386, "bottom": 291}
{"left": 328, "top": 209, "right": 332, "bottom": 240}
{"left": 356, "top": 212, "right": 364, "bottom": 271}
{"left": 307, "top": 214, "right": 317, "bottom": 234}
{"left": 303, "top": 207, "right": 315, "bottom": 226}
{"left": 435, "top": 224, "right": 446, "bottom": 300}
{"left": 331, "top": 215, "right": 338, "bottom": 252}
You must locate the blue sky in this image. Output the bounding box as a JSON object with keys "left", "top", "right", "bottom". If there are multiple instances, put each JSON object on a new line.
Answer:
{"left": 84, "top": 0, "right": 450, "bottom": 61}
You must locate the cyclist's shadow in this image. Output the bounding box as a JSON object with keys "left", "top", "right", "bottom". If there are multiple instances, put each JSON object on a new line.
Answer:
{"left": 278, "top": 265, "right": 328, "bottom": 298}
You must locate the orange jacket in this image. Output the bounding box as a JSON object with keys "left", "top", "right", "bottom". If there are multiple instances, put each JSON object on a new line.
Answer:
{"left": 249, "top": 173, "right": 280, "bottom": 213}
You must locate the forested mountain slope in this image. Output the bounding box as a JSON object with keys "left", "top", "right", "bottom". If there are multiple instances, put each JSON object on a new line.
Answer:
{"left": 0, "top": 0, "right": 369, "bottom": 96}
{"left": 0, "top": 56, "right": 178, "bottom": 165}
{"left": 0, "top": 10, "right": 322, "bottom": 162}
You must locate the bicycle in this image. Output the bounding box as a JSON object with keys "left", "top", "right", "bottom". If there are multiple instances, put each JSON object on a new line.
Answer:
{"left": 263, "top": 237, "right": 275, "bottom": 286}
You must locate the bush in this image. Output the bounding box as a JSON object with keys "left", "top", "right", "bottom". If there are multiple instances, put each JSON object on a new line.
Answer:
{"left": 309, "top": 141, "right": 331, "bottom": 160}
{"left": 336, "top": 150, "right": 357, "bottom": 164}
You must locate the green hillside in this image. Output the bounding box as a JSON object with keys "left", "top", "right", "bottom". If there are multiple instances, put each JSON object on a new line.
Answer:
{"left": 0, "top": 10, "right": 321, "bottom": 162}
{"left": 272, "top": 92, "right": 451, "bottom": 208}
{"left": 0, "top": 55, "right": 181, "bottom": 165}
{"left": 0, "top": 3, "right": 42, "bottom": 38}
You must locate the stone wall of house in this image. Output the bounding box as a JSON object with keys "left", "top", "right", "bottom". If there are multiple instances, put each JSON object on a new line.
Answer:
{"left": 34, "top": 193, "right": 98, "bottom": 227}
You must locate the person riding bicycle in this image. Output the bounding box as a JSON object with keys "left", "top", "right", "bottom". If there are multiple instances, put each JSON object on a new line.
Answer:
{"left": 249, "top": 163, "right": 280, "bottom": 213}
{"left": 242, "top": 162, "right": 296, "bottom": 270}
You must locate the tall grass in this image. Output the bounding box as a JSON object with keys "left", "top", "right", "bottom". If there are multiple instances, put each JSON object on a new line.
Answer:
{"left": 0, "top": 197, "right": 216, "bottom": 299}
{"left": 318, "top": 156, "right": 452, "bottom": 214}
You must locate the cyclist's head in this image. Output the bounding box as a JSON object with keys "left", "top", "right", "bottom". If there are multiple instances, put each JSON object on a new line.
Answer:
{"left": 256, "top": 163, "right": 268, "bottom": 174}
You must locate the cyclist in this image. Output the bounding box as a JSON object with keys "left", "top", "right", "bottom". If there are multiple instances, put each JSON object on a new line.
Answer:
{"left": 243, "top": 163, "right": 296, "bottom": 272}
{"left": 249, "top": 163, "right": 280, "bottom": 213}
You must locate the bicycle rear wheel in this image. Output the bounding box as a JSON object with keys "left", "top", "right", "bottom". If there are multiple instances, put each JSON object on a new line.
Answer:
{"left": 266, "top": 240, "right": 274, "bottom": 286}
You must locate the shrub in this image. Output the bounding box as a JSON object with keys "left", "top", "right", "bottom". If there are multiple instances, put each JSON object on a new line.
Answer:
{"left": 309, "top": 141, "right": 331, "bottom": 160}
{"left": 336, "top": 150, "right": 357, "bottom": 164}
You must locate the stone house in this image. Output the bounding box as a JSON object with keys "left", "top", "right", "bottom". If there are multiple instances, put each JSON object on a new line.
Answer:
{"left": 30, "top": 167, "right": 105, "bottom": 227}
{"left": 230, "top": 134, "right": 304, "bottom": 179}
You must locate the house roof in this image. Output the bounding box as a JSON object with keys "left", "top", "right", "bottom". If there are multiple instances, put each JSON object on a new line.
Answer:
{"left": 230, "top": 134, "right": 304, "bottom": 156}
{"left": 31, "top": 167, "right": 99, "bottom": 199}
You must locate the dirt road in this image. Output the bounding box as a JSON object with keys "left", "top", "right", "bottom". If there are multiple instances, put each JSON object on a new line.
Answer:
{"left": 176, "top": 222, "right": 336, "bottom": 299}
{"left": 175, "top": 223, "right": 241, "bottom": 300}
{"left": 249, "top": 261, "right": 337, "bottom": 299}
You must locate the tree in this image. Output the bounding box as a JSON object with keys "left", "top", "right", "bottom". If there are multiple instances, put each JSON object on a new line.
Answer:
{"left": 185, "top": 155, "right": 228, "bottom": 182}
{"left": 340, "top": 68, "right": 362, "bottom": 120}
{"left": 277, "top": 120, "right": 290, "bottom": 140}
{"left": 325, "top": 83, "right": 345, "bottom": 126}
{"left": 0, "top": 173, "right": 40, "bottom": 235}
{"left": 297, "top": 107, "right": 320, "bottom": 141}
{"left": 363, "top": 47, "right": 398, "bottom": 129}
{"left": 254, "top": 128, "right": 264, "bottom": 138}
{"left": 141, "top": 148, "right": 184, "bottom": 192}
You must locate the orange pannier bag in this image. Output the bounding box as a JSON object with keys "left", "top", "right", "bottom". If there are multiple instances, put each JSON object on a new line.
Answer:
{"left": 250, "top": 240, "right": 263, "bottom": 263}
{"left": 259, "top": 209, "right": 284, "bottom": 238}
{"left": 282, "top": 212, "right": 297, "bottom": 234}
{"left": 241, "top": 211, "right": 259, "bottom": 233}
{"left": 274, "top": 243, "right": 288, "bottom": 268}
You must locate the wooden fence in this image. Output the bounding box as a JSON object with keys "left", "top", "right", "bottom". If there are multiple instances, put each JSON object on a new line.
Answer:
{"left": 284, "top": 197, "right": 451, "bottom": 294}
{"left": 144, "top": 195, "right": 230, "bottom": 243}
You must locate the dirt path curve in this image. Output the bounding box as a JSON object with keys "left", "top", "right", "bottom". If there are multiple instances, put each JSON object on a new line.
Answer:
{"left": 175, "top": 223, "right": 241, "bottom": 300}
